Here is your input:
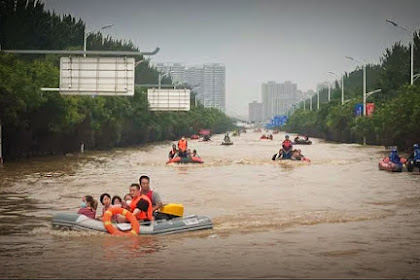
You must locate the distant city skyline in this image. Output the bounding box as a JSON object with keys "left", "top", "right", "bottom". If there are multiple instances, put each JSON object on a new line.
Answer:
{"left": 43, "top": 0, "right": 420, "bottom": 117}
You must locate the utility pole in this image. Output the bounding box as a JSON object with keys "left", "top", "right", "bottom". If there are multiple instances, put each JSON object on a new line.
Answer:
{"left": 363, "top": 64, "right": 367, "bottom": 116}
{"left": 328, "top": 82, "right": 331, "bottom": 102}
{"left": 84, "top": 24, "right": 113, "bottom": 57}
{"left": 158, "top": 72, "right": 172, "bottom": 90}
{"left": 310, "top": 95, "right": 313, "bottom": 111}
{"left": 386, "top": 19, "right": 415, "bottom": 85}
{"left": 317, "top": 90, "right": 320, "bottom": 110}
{"left": 341, "top": 76, "right": 344, "bottom": 105}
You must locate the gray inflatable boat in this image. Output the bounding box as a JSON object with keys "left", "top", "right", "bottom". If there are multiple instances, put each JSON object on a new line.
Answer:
{"left": 52, "top": 212, "right": 213, "bottom": 235}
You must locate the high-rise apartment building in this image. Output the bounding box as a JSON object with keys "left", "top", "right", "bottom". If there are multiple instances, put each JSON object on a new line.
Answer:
{"left": 248, "top": 101, "right": 263, "bottom": 123}
{"left": 155, "top": 63, "right": 226, "bottom": 112}
{"left": 202, "top": 63, "right": 225, "bottom": 112}
{"left": 262, "top": 81, "right": 298, "bottom": 120}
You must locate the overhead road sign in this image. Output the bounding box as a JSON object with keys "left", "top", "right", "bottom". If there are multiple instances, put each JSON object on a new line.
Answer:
{"left": 147, "top": 89, "right": 190, "bottom": 111}
{"left": 55, "top": 57, "right": 135, "bottom": 96}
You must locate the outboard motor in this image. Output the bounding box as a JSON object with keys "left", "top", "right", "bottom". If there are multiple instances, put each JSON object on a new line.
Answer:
{"left": 154, "top": 203, "right": 184, "bottom": 220}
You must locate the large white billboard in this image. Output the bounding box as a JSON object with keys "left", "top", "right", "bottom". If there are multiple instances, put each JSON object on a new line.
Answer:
{"left": 147, "top": 89, "right": 190, "bottom": 111}
{"left": 59, "top": 57, "right": 135, "bottom": 96}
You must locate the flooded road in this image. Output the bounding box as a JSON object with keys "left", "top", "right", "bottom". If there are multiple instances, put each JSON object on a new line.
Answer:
{"left": 0, "top": 130, "right": 419, "bottom": 278}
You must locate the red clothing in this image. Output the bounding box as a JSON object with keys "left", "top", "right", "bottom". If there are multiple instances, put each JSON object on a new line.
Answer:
{"left": 282, "top": 139, "right": 292, "bottom": 150}
{"left": 144, "top": 190, "right": 153, "bottom": 203}
{"left": 77, "top": 207, "right": 96, "bottom": 219}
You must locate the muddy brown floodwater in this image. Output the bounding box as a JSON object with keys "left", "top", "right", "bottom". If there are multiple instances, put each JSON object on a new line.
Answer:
{"left": 0, "top": 131, "right": 419, "bottom": 278}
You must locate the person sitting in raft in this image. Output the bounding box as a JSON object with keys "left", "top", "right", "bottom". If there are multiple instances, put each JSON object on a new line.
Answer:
{"left": 192, "top": 149, "right": 200, "bottom": 158}
{"left": 97, "top": 193, "right": 112, "bottom": 221}
{"left": 178, "top": 136, "right": 188, "bottom": 157}
{"left": 109, "top": 195, "right": 125, "bottom": 221}
{"left": 122, "top": 183, "right": 154, "bottom": 222}
{"left": 294, "top": 136, "right": 300, "bottom": 142}
{"left": 112, "top": 195, "right": 123, "bottom": 208}
{"left": 168, "top": 144, "right": 178, "bottom": 159}
{"left": 304, "top": 135, "right": 309, "bottom": 141}
{"left": 77, "top": 195, "right": 98, "bottom": 219}
{"left": 291, "top": 149, "right": 304, "bottom": 160}
{"left": 123, "top": 193, "right": 132, "bottom": 210}
{"left": 139, "top": 175, "right": 163, "bottom": 213}
{"left": 277, "top": 146, "right": 291, "bottom": 159}
{"left": 282, "top": 134, "right": 292, "bottom": 145}
{"left": 281, "top": 135, "right": 293, "bottom": 159}
{"left": 186, "top": 148, "right": 192, "bottom": 158}
{"left": 272, "top": 148, "right": 283, "bottom": 160}
{"left": 224, "top": 133, "right": 231, "bottom": 142}
{"left": 273, "top": 148, "right": 289, "bottom": 160}
{"left": 407, "top": 144, "right": 420, "bottom": 167}
{"left": 389, "top": 147, "right": 401, "bottom": 164}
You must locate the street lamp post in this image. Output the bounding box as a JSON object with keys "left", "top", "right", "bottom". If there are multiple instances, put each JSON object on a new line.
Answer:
{"left": 84, "top": 24, "right": 114, "bottom": 57}
{"left": 363, "top": 64, "right": 366, "bottom": 115}
{"left": 346, "top": 56, "right": 382, "bottom": 145}
{"left": 341, "top": 76, "right": 344, "bottom": 105}
{"left": 309, "top": 95, "right": 313, "bottom": 111}
{"left": 317, "top": 90, "right": 320, "bottom": 110}
{"left": 386, "top": 19, "right": 415, "bottom": 85}
{"left": 321, "top": 81, "right": 331, "bottom": 102}
{"left": 345, "top": 56, "right": 367, "bottom": 115}
{"left": 82, "top": 23, "right": 114, "bottom": 149}
{"left": 158, "top": 72, "right": 171, "bottom": 89}
{"left": 328, "top": 71, "right": 344, "bottom": 105}
{"left": 327, "top": 82, "right": 331, "bottom": 102}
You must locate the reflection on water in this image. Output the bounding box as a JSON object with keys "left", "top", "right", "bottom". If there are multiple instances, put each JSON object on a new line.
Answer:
{"left": 0, "top": 131, "right": 420, "bottom": 278}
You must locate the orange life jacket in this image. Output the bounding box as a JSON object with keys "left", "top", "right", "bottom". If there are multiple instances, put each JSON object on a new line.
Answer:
{"left": 129, "top": 194, "right": 154, "bottom": 221}
{"left": 178, "top": 139, "right": 187, "bottom": 152}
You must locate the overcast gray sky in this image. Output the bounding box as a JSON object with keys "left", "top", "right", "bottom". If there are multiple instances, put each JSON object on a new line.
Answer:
{"left": 44, "top": 0, "right": 420, "bottom": 117}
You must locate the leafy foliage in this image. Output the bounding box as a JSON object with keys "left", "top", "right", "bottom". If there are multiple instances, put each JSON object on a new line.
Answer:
{"left": 0, "top": 0, "right": 234, "bottom": 160}
{"left": 286, "top": 34, "right": 420, "bottom": 150}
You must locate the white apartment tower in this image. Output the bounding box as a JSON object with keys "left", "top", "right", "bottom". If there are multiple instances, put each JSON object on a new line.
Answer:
{"left": 248, "top": 101, "right": 263, "bottom": 123}
{"left": 202, "top": 63, "right": 225, "bottom": 112}
{"left": 262, "top": 81, "right": 298, "bottom": 120}
{"left": 156, "top": 62, "right": 226, "bottom": 112}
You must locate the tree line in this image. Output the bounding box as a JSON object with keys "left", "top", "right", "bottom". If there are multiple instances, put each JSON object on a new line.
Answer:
{"left": 285, "top": 35, "right": 420, "bottom": 150}
{"left": 0, "top": 0, "right": 234, "bottom": 160}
